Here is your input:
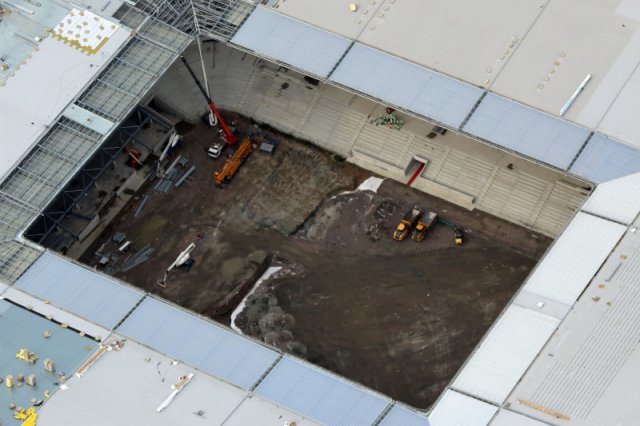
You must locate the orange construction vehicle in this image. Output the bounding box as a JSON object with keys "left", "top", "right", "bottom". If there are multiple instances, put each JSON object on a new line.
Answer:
{"left": 393, "top": 207, "right": 424, "bottom": 241}
{"left": 214, "top": 138, "right": 253, "bottom": 186}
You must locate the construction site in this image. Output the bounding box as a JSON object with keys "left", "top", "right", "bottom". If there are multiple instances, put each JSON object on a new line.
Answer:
{"left": 19, "top": 40, "right": 566, "bottom": 407}
{"left": 4, "top": 1, "right": 640, "bottom": 425}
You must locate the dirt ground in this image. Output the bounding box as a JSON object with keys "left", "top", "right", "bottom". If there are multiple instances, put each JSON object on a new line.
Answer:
{"left": 81, "top": 115, "right": 551, "bottom": 408}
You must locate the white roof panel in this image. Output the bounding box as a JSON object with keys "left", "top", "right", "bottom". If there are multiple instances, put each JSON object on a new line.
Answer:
{"left": 117, "top": 297, "right": 279, "bottom": 390}
{"left": 507, "top": 219, "right": 640, "bottom": 424}
{"left": 522, "top": 212, "right": 626, "bottom": 305}
{"left": 462, "top": 93, "right": 590, "bottom": 170}
{"left": 355, "top": 0, "right": 544, "bottom": 87}
{"left": 0, "top": 13, "right": 130, "bottom": 181}
{"left": 597, "top": 60, "right": 640, "bottom": 148}
{"left": 223, "top": 394, "right": 321, "bottom": 426}
{"left": 429, "top": 389, "right": 498, "bottom": 426}
{"left": 569, "top": 134, "right": 640, "bottom": 183}
{"left": 581, "top": 172, "right": 640, "bottom": 225}
{"left": 452, "top": 305, "right": 559, "bottom": 404}
{"left": 38, "top": 337, "right": 248, "bottom": 426}
{"left": 490, "top": 0, "right": 640, "bottom": 127}
{"left": 490, "top": 409, "right": 548, "bottom": 426}
{"left": 231, "top": 6, "right": 351, "bottom": 78}
{"left": 255, "top": 356, "right": 391, "bottom": 425}
{"left": 380, "top": 404, "right": 429, "bottom": 426}
{"left": 330, "top": 43, "right": 483, "bottom": 129}
{"left": 14, "top": 251, "right": 144, "bottom": 329}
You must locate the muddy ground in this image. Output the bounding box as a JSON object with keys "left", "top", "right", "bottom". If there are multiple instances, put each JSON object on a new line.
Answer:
{"left": 81, "top": 115, "right": 551, "bottom": 408}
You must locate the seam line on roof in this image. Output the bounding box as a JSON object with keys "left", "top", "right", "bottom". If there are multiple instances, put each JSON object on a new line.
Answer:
{"left": 486, "top": 0, "right": 553, "bottom": 91}
{"left": 249, "top": 353, "right": 283, "bottom": 391}
{"left": 326, "top": 41, "right": 354, "bottom": 79}
{"left": 594, "top": 56, "right": 640, "bottom": 129}
{"left": 459, "top": 91, "right": 487, "bottom": 130}
{"left": 371, "top": 401, "right": 395, "bottom": 425}
{"left": 112, "top": 293, "right": 148, "bottom": 331}
{"left": 568, "top": 131, "right": 594, "bottom": 171}
{"left": 580, "top": 209, "right": 629, "bottom": 227}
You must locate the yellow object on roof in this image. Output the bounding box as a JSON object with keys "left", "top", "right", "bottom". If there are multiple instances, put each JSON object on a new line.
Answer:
{"left": 22, "top": 408, "right": 38, "bottom": 426}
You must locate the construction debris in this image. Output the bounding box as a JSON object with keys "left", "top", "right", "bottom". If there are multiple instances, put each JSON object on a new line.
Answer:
{"left": 75, "top": 339, "right": 125, "bottom": 378}
{"left": 43, "top": 359, "right": 55, "bottom": 373}
{"left": 175, "top": 165, "right": 196, "bottom": 188}
{"left": 133, "top": 194, "right": 149, "bottom": 218}
{"left": 517, "top": 399, "right": 570, "bottom": 421}
{"left": 25, "top": 374, "right": 36, "bottom": 386}
{"left": 156, "top": 373, "right": 195, "bottom": 412}
{"left": 118, "top": 245, "right": 154, "bottom": 273}
{"left": 16, "top": 348, "right": 38, "bottom": 364}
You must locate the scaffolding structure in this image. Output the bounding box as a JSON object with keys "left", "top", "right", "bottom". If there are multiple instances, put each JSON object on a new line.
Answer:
{"left": 0, "top": 1, "right": 195, "bottom": 283}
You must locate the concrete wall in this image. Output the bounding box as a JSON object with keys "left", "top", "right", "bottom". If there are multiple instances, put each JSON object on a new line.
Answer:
{"left": 151, "top": 42, "right": 590, "bottom": 238}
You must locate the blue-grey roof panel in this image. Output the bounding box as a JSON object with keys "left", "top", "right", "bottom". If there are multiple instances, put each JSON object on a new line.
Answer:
{"left": 463, "top": 93, "right": 591, "bottom": 170}
{"left": 569, "top": 134, "right": 640, "bottom": 183}
{"left": 117, "top": 297, "right": 279, "bottom": 389}
{"left": 14, "top": 252, "right": 143, "bottom": 329}
{"left": 231, "top": 6, "right": 351, "bottom": 78}
{"left": 380, "top": 404, "right": 430, "bottom": 426}
{"left": 255, "top": 356, "right": 390, "bottom": 425}
{"left": 0, "top": 299, "right": 98, "bottom": 425}
{"left": 330, "top": 43, "right": 483, "bottom": 129}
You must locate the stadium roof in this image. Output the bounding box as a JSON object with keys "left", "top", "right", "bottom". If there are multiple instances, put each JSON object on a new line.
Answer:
{"left": 1, "top": 1, "right": 640, "bottom": 425}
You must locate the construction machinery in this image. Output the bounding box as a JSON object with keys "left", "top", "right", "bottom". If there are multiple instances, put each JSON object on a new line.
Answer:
{"left": 180, "top": 56, "right": 238, "bottom": 146}
{"left": 124, "top": 148, "right": 143, "bottom": 169}
{"left": 438, "top": 218, "right": 464, "bottom": 245}
{"left": 393, "top": 207, "right": 424, "bottom": 241}
{"left": 214, "top": 138, "right": 253, "bottom": 186}
{"left": 411, "top": 211, "right": 438, "bottom": 242}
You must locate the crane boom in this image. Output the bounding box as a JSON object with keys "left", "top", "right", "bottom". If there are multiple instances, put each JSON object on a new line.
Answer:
{"left": 180, "top": 56, "right": 238, "bottom": 145}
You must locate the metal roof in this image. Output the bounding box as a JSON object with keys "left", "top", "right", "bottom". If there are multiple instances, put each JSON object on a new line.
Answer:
{"left": 490, "top": 409, "right": 548, "bottom": 425}
{"left": 569, "top": 134, "right": 640, "bottom": 183}
{"left": 3, "top": 287, "right": 110, "bottom": 340}
{"left": 451, "top": 305, "right": 560, "bottom": 404}
{"left": 223, "top": 394, "right": 320, "bottom": 426}
{"left": 581, "top": 172, "right": 640, "bottom": 225}
{"left": 0, "top": 241, "right": 42, "bottom": 284}
{"left": 380, "top": 404, "right": 429, "bottom": 426}
{"left": 38, "top": 337, "right": 320, "bottom": 426}
{"left": 38, "top": 337, "right": 248, "bottom": 426}
{"left": 14, "top": 251, "right": 144, "bottom": 329}
{"left": 0, "top": 12, "right": 131, "bottom": 181}
{"left": 506, "top": 216, "right": 640, "bottom": 425}
{"left": 0, "top": 0, "right": 68, "bottom": 86}
{"left": 521, "top": 212, "right": 626, "bottom": 306}
{"left": 462, "top": 93, "right": 591, "bottom": 170}
{"left": 255, "top": 355, "right": 391, "bottom": 425}
{"left": 0, "top": 299, "right": 98, "bottom": 426}
{"left": 116, "top": 296, "right": 280, "bottom": 390}
{"left": 428, "top": 389, "right": 498, "bottom": 426}
{"left": 231, "top": 6, "right": 351, "bottom": 78}
{"left": 330, "top": 43, "right": 484, "bottom": 129}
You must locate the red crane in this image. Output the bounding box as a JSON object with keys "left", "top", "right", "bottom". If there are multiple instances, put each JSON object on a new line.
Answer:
{"left": 180, "top": 56, "right": 238, "bottom": 145}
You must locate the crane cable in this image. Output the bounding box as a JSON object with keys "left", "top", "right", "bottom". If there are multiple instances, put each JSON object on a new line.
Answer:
{"left": 196, "top": 36, "right": 217, "bottom": 126}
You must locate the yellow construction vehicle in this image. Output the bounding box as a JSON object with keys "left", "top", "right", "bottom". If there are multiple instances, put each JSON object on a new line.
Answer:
{"left": 214, "top": 138, "right": 253, "bottom": 186}
{"left": 393, "top": 207, "right": 424, "bottom": 241}
{"left": 411, "top": 211, "right": 438, "bottom": 242}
